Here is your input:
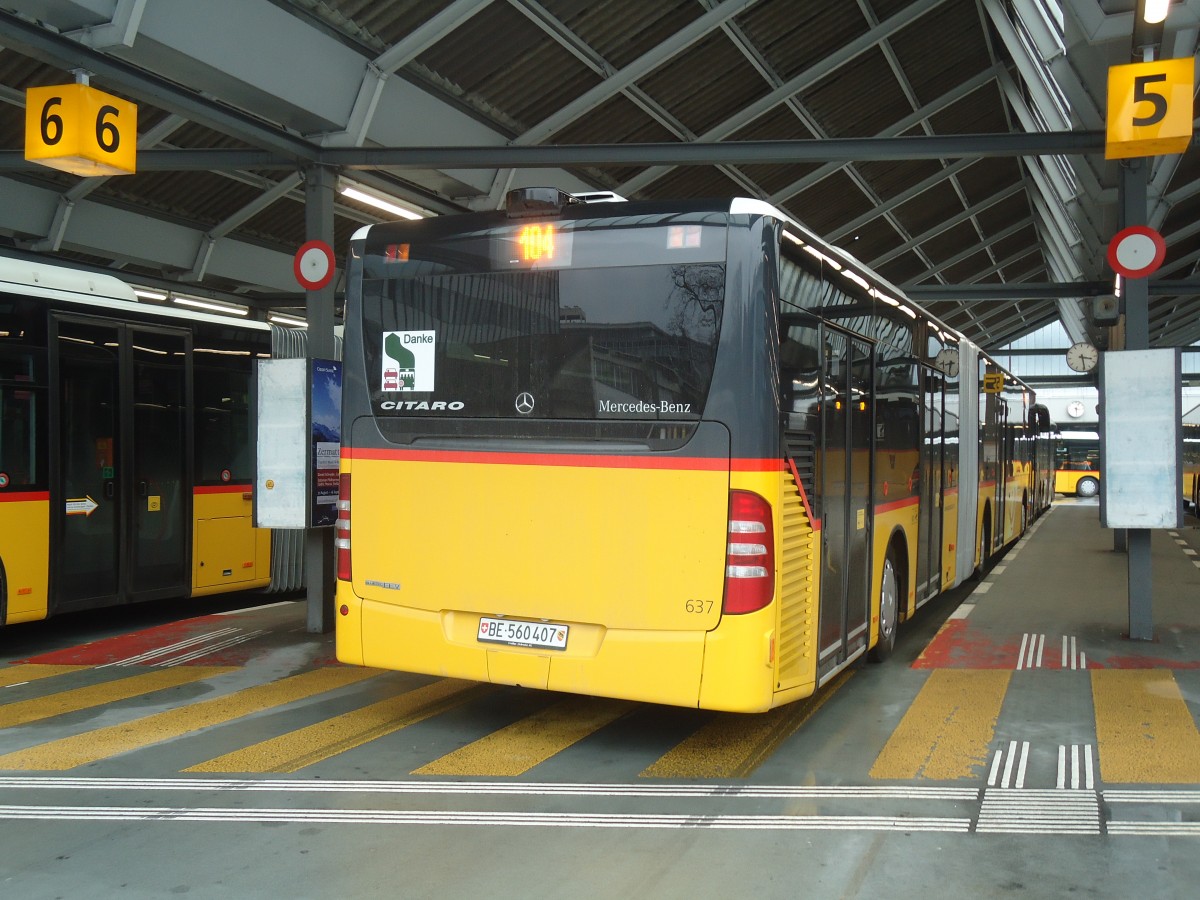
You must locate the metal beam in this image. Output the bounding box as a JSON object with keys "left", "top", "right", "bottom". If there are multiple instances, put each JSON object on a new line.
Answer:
{"left": 515, "top": 0, "right": 759, "bottom": 146}
{"left": 0, "top": 130, "right": 1112, "bottom": 174}
{"left": 616, "top": 0, "right": 955, "bottom": 196}
{"left": 0, "top": 10, "right": 319, "bottom": 161}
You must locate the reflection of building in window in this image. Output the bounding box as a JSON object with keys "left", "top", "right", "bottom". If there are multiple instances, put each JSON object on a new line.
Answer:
{"left": 578, "top": 322, "right": 702, "bottom": 404}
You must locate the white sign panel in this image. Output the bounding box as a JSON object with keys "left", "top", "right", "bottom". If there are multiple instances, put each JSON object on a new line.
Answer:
{"left": 1099, "top": 348, "right": 1182, "bottom": 529}
{"left": 255, "top": 358, "right": 308, "bottom": 528}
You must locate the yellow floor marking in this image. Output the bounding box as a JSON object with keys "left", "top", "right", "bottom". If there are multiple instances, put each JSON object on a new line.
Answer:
{"left": 186, "top": 679, "right": 491, "bottom": 773}
{"left": 0, "top": 666, "right": 235, "bottom": 730}
{"left": 870, "top": 669, "right": 1010, "bottom": 780}
{"left": 642, "top": 669, "right": 855, "bottom": 779}
{"left": 0, "top": 666, "right": 378, "bottom": 771}
{"left": 0, "top": 664, "right": 90, "bottom": 689}
{"left": 1093, "top": 669, "right": 1200, "bottom": 783}
{"left": 413, "top": 697, "right": 632, "bottom": 776}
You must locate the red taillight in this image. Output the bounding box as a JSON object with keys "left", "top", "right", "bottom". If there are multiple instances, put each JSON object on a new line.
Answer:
{"left": 723, "top": 490, "right": 775, "bottom": 614}
{"left": 336, "top": 473, "right": 351, "bottom": 581}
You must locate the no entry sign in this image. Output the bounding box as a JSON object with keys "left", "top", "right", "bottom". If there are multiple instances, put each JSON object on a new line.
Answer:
{"left": 1107, "top": 226, "right": 1165, "bottom": 279}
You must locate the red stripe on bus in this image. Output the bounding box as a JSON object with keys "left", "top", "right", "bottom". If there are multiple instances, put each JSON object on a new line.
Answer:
{"left": 194, "top": 484, "right": 252, "bottom": 494}
{"left": 874, "top": 496, "right": 920, "bottom": 515}
{"left": 0, "top": 491, "right": 49, "bottom": 502}
{"left": 345, "top": 447, "right": 781, "bottom": 472}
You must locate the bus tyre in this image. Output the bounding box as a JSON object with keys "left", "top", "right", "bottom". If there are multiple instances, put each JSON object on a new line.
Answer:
{"left": 869, "top": 550, "right": 899, "bottom": 663}
{"left": 1076, "top": 476, "right": 1099, "bottom": 498}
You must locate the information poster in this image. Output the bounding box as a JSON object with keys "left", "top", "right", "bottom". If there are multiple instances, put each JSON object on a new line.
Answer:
{"left": 310, "top": 359, "right": 342, "bottom": 527}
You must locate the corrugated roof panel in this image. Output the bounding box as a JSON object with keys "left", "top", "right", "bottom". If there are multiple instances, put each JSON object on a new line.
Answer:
{"left": 552, "top": 94, "right": 679, "bottom": 145}
{"left": 835, "top": 216, "right": 902, "bottom": 265}
{"left": 733, "top": 0, "right": 870, "bottom": 83}
{"left": 414, "top": 2, "right": 600, "bottom": 131}
{"left": 976, "top": 192, "right": 1034, "bottom": 233}
{"left": 876, "top": 251, "right": 928, "bottom": 286}
{"left": 295, "top": 0, "right": 459, "bottom": 49}
{"left": 795, "top": 46, "right": 912, "bottom": 139}
{"left": 930, "top": 85, "right": 1014, "bottom": 135}
{"left": 785, "top": 169, "right": 877, "bottom": 235}
{"left": 544, "top": 0, "right": 703, "bottom": 70}
{"left": 855, "top": 158, "right": 949, "bottom": 204}
{"left": 943, "top": 249, "right": 997, "bottom": 284}
{"left": 892, "top": 179, "right": 966, "bottom": 236}
{"left": 920, "top": 220, "right": 980, "bottom": 266}
{"left": 99, "top": 170, "right": 264, "bottom": 228}
{"left": 888, "top": 1, "right": 994, "bottom": 109}
{"left": 636, "top": 30, "right": 772, "bottom": 136}
{"left": 954, "top": 157, "right": 1025, "bottom": 207}
{"left": 640, "top": 165, "right": 746, "bottom": 201}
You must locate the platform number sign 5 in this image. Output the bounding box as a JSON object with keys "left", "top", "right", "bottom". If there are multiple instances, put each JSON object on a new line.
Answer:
{"left": 1106, "top": 58, "right": 1195, "bottom": 160}
{"left": 24, "top": 83, "right": 137, "bottom": 176}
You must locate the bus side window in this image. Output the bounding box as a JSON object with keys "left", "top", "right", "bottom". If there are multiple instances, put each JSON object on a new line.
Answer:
{"left": 780, "top": 330, "right": 819, "bottom": 419}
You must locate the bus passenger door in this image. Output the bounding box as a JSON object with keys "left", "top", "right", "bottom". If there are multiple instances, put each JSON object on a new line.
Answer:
{"left": 128, "top": 326, "right": 189, "bottom": 600}
{"left": 917, "top": 371, "right": 944, "bottom": 602}
{"left": 52, "top": 317, "right": 190, "bottom": 611}
{"left": 54, "top": 318, "right": 121, "bottom": 608}
{"left": 817, "top": 331, "right": 872, "bottom": 676}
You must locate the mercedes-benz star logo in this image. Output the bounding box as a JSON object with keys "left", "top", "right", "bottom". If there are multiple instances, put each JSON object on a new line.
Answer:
{"left": 515, "top": 392, "right": 535, "bottom": 415}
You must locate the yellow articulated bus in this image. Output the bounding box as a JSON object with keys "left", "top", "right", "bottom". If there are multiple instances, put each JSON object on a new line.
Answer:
{"left": 1183, "top": 405, "right": 1200, "bottom": 511}
{"left": 0, "top": 258, "right": 272, "bottom": 625}
{"left": 335, "top": 189, "right": 1050, "bottom": 712}
{"left": 1054, "top": 430, "right": 1100, "bottom": 498}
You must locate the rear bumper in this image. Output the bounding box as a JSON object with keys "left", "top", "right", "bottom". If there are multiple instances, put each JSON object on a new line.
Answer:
{"left": 335, "top": 585, "right": 777, "bottom": 711}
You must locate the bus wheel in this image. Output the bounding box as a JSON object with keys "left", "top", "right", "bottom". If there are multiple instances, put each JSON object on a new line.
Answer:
{"left": 1076, "top": 476, "right": 1099, "bottom": 498}
{"left": 869, "top": 550, "right": 900, "bottom": 663}
{"left": 974, "top": 512, "right": 992, "bottom": 579}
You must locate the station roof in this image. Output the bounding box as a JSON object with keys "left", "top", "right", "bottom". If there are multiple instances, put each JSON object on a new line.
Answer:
{"left": 0, "top": 0, "right": 1198, "bottom": 351}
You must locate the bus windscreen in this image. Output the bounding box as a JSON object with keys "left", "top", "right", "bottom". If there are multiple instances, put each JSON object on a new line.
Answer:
{"left": 359, "top": 218, "right": 727, "bottom": 422}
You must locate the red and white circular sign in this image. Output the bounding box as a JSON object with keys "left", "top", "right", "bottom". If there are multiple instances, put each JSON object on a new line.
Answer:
{"left": 294, "top": 240, "right": 336, "bottom": 290}
{"left": 1107, "top": 226, "right": 1165, "bottom": 279}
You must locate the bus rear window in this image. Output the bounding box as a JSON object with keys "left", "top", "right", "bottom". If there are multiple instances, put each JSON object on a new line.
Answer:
{"left": 360, "top": 218, "right": 726, "bottom": 421}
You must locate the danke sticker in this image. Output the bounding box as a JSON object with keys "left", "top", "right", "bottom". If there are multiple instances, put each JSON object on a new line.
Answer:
{"left": 381, "top": 330, "right": 435, "bottom": 392}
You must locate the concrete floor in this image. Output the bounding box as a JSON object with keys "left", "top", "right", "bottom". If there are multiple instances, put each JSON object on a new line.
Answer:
{"left": 2, "top": 498, "right": 1200, "bottom": 898}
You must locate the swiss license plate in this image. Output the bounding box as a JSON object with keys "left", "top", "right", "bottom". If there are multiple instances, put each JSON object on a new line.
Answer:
{"left": 477, "top": 616, "right": 569, "bottom": 650}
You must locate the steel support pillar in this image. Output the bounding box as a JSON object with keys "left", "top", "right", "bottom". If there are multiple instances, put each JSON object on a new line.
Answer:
{"left": 304, "top": 164, "right": 338, "bottom": 634}
{"left": 1119, "top": 157, "right": 1154, "bottom": 641}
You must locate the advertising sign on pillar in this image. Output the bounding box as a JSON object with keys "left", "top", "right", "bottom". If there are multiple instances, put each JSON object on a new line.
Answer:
{"left": 309, "top": 359, "right": 342, "bottom": 527}
{"left": 254, "top": 357, "right": 342, "bottom": 528}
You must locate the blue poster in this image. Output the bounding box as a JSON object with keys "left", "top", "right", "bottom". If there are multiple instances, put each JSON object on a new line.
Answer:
{"left": 310, "top": 359, "right": 342, "bottom": 527}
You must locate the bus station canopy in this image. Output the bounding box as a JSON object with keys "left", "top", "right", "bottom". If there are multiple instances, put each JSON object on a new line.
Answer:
{"left": 0, "top": 0, "right": 1198, "bottom": 352}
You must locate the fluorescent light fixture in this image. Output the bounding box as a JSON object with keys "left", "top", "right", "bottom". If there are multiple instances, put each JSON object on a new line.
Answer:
{"left": 1143, "top": 0, "right": 1170, "bottom": 24}
{"left": 173, "top": 295, "right": 249, "bottom": 316}
{"left": 340, "top": 183, "right": 424, "bottom": 220}
{"left": 133, "top": 287, "right": 167, "bottom": 301}
{"left": 269, "top": 313, "right": 308, "bottom": 328}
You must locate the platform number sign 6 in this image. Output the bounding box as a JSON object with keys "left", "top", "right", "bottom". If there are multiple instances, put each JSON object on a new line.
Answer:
{"left": 1106, "top": 58, "right": 1195, "bottom": 160}
{"left": 24, "top": 83, "right": 137, "bottom": 176}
